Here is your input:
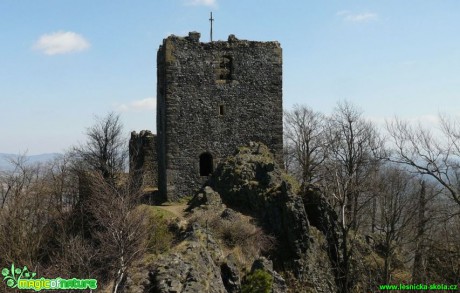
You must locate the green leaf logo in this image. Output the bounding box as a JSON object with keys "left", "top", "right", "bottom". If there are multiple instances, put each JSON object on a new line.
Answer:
{"left": 2, "top": 264, "right": 37, "bottom": 289}
{"left": 1, "top": 269, "right": 9, "bottom": 277}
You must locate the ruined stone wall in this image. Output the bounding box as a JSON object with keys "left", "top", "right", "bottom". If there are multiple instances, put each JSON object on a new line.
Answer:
{"left": 129, "top": 130, "right": 158, "bottom": 192}
{"left": 157, "top": 32, "right": 283, "bottom": 201}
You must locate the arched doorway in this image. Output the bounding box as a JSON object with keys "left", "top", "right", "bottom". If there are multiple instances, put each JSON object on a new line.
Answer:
{"left": 199, "top": 152, "right": 213, "bottom": 176}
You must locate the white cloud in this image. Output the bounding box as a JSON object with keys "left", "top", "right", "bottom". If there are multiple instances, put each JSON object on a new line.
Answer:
{"left": 337, "top": 11, "right": 378, "bottom": 22}
{"left": 116, "top": 97, "right": 156, "bottom": 112}
{"left": 33, "top": 31, "right": 90, "bottom": 55}
{"left": 184, "top": 0, "right": 216, "bottom": 7}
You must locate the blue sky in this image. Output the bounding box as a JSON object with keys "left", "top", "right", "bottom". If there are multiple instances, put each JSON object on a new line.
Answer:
{"left": 1, "top": 0, "right": 460, "bottom": 154}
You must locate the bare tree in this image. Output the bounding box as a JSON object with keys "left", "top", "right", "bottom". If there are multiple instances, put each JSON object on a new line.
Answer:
{"left": 284, "top": 105, "right": 326, "bottom": 187}
{"left": 45, "top": 234, "right": 97, "bottom": 281}
{"left": 417, "top": 186, "right": 460, "bottom": 284}
{"left": 386, "top": 115, "right": 460, "bottom": 285}
{"left": 43, "top": 154, "right": 80, "bottom": 212}
{"left": 412, "top": 180, "right": 428, "bottom": 284}
{"left": 373, "top": 167, "right": 417, "bottom": 283}
{"left": 320, "top": 101, "right": 383, "bottom": 292}
{"left": 386, "top": 115, "right": 460, "bottom": 207}
{"left": 322, "top": 101, "right": 382, "bottom": 230}
{"left": 88, "top": 173, "right": 147, "bottom": 293}
{"left": 0, "top": 154, "right": 37, "bottom": 209}
{"left": 73, "top": 112, "right": 127, "bottom": 187}
{"left": 0, "top": 155, "right": 53, "bottom": 267}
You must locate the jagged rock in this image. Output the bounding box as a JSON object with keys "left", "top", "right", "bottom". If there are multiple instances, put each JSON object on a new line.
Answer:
{"left": 302, "top": 186, "right": 341, "bottom": 269}
{"left": 220, "top": 208, "right": 239, "bottom": 221}
{"left": 251, "top": 257, "right": 287, "bottom": 293}
{"left": 187, "top": 186, "right": 225, "bottom": 212}
{"left": 149, "top": 142, "right": 342, "bottom": 292}
{"left": 206, "top": 142, "right": 342, "bottom": 292}
{"left": 202, "top": 186, "right": 222, "bottom": 206}
{"left": 220, "top": 253, "right": 241, "bottom": 293}
{"left": 302, "top": 227, "right": 338, "bottom": 293}
{"left": 210, "top": 142, "right": 311, "bottom": 278}
{"left": 302, "top": 185, "right": 339, "bottom": 243}
{"left": 149, "top": 224, "right": 226, "bottom": 293}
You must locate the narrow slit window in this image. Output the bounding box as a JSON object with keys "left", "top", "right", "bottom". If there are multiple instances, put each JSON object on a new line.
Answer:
{"left": 219, "top": 105, "right": 225, "bottom": 115}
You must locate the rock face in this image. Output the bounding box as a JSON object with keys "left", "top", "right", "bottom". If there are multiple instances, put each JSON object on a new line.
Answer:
{"left": 250, "top": 257, "right": 287, "bottom": 293}
{"left": 149, "top": 223, "right": 227, "bottom": 293}
{"left": 302, "top": 185, "right": 341, "bottom": 282}
{"left": 209, "top": 142, "right": 337, "bottom": 292}
{"left": 147, "top": 142, "right": 341, "bottom": 292}
{"left": 210, "top": 143, "right": 309, "bottom": 273}
{"left": 220, "top": 254, "right": 241, "bottom": 293}
{"left": 156, "top": 32, "right": 283, "bottom": 201}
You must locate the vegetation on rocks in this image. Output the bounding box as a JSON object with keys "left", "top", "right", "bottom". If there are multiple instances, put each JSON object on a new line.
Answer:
{"left": 1, "top": 102, "right": 460, "bottom": 292}
{"left": 241, "top": 269, "right": 272, "bottom": 293}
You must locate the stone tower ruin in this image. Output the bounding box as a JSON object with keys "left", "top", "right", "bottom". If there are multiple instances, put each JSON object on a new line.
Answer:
{"left": 129, "top": 130, "right": 158, "bottom": 192}
{"left": 156, "top": 32, "right": 283, "bottom": 201}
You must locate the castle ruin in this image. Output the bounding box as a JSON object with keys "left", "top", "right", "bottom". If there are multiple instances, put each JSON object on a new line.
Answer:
{"left": 130, "top": 32, "right": 283, "bottom": 201}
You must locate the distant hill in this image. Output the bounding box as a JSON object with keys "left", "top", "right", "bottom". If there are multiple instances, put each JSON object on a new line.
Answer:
{"left": 0, "top": 153, "right": 61, "bottom": 171}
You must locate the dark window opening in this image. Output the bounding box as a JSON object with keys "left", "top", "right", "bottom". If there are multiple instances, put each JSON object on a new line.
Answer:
{"left": 200, "top": 153, "right": 213, "bottom": 176}
{"left": 219, "top": 105, "right": 225, "bottom": 115}
{"left": 220, "top": 56, "right": 232, "bottom": 70}
{"left": 215, "top": 56, "right": 233, "bottom": 81}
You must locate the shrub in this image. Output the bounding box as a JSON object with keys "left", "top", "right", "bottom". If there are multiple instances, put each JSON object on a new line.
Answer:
{"left": 139, "top": 205, "right": 174, "bottom": 254}
{"left": 242, "top": 269, "right": 273, "bottom": 293}
{"left": 189, "top": 209, "right": 276, "bottom": 264}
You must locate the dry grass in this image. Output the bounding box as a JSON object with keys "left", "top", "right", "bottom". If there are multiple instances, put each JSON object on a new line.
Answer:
{"left": 189, "top": 209, "right": 276, "bottom": 268}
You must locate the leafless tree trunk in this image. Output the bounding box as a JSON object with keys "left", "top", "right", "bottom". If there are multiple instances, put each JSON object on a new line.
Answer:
{"left": 284, "top": 105, "right": 326, "bottom": 187}
{"left": 386, "top": 115, "right": 460, "bottom": 285}
{"left": 412, "top": 180, "right": 427, "bottom": 284}
{"left": 373, "top": 167, "right": 417, "bottom": 283}
{"left": 323, "top": 101, "right": 382, "bottom": 228}
{"left": 320, "top": 101, "right": 383, "bottom": 292}
{"left": 87, "top": 173, "right": 148, "bottom": 293}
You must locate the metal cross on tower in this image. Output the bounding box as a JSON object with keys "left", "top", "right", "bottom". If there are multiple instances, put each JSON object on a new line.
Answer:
{"left": 209, "top": 12, "right": 214, "bottom": 42}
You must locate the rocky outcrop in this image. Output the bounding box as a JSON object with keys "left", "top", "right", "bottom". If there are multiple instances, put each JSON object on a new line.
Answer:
{"left": 208, "top": 142, "right": 337, "bottom": 291}
{"left": 302, "top": 185, "right": 341, "bottom": 282}
{"left": 220, "top": 254, "right": 241, "bottom": 293}
{"left": 149, "top": 223, "right": 226, "bottom": 293}
{"left": 209, "top": 143, "right": 310, "bottom": 277}
{"left": 250, "top": 257, "right": 287, "bottom": 293}
{"left": 147, "top": 142, "right": 342, "bottom": 292}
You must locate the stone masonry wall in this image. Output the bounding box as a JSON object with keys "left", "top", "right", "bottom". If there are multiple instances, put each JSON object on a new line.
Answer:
{"left": 157, "top": 32, "right": 283, "bottom": 201}
{"left": 129, "top": 130, "right": 158, "bottom": 192}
